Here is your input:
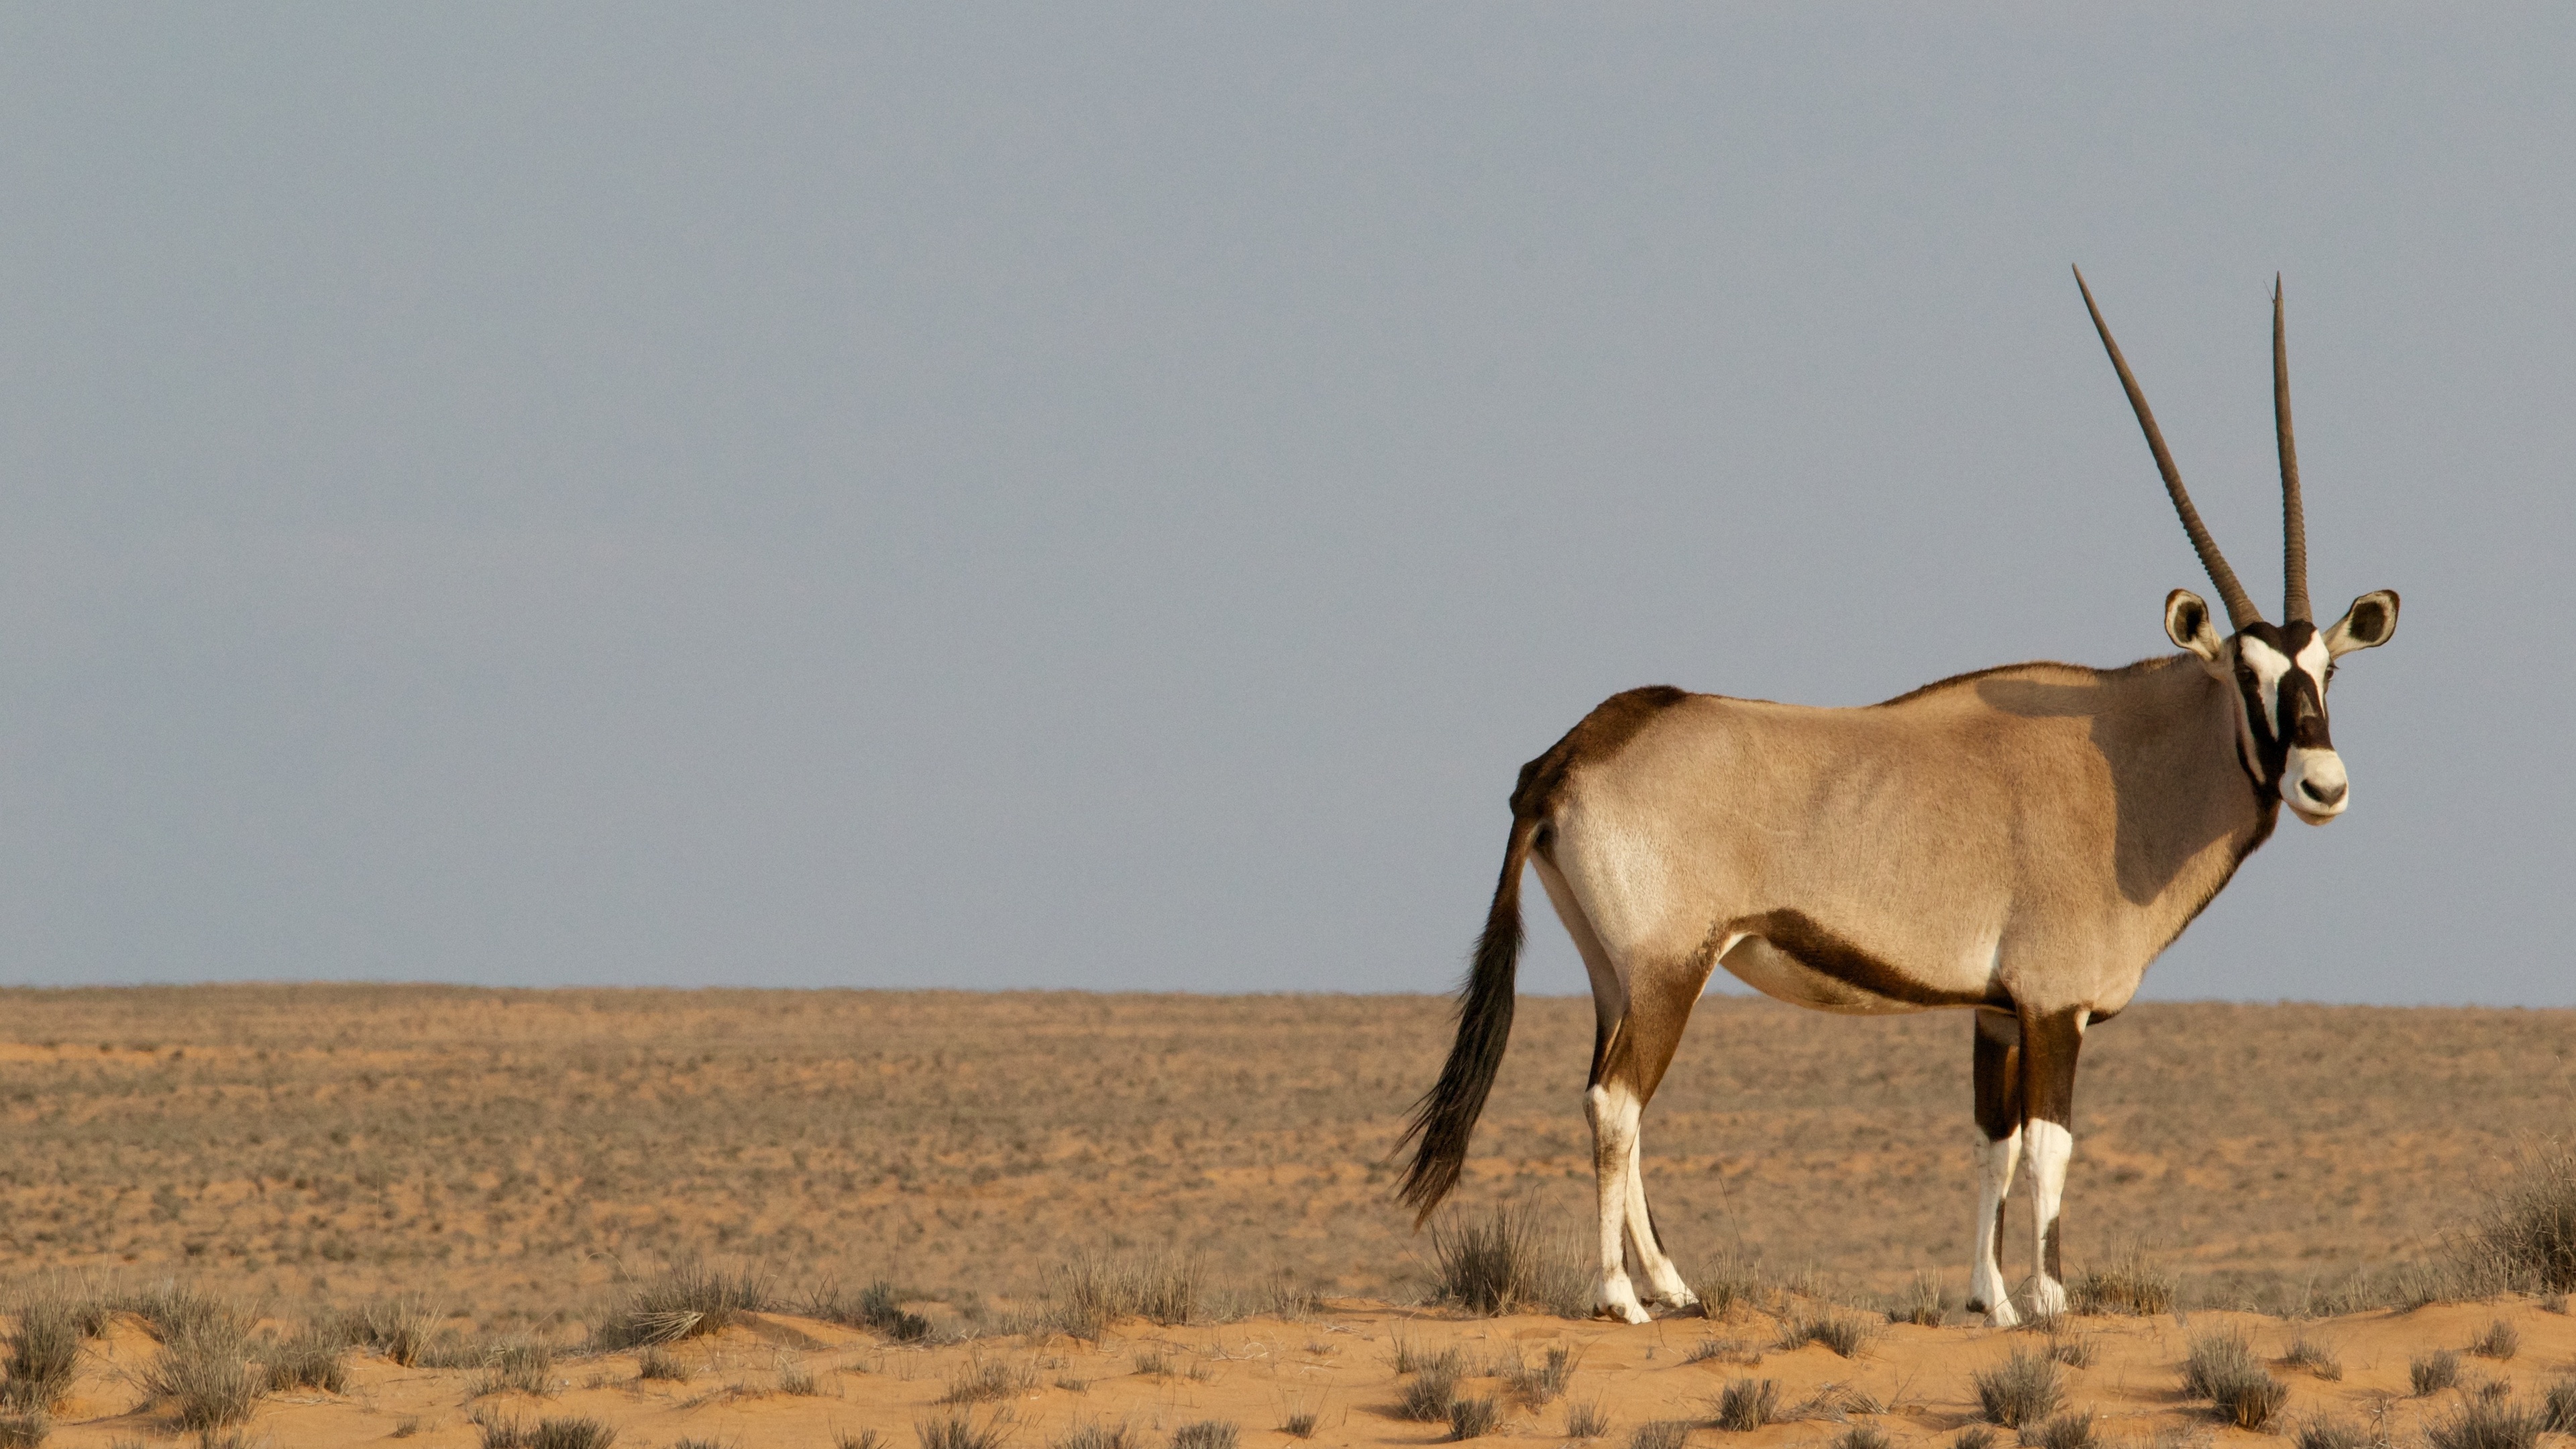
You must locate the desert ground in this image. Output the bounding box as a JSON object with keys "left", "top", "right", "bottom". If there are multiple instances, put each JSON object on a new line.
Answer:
{"left": 1, "top": 985, "right": 2571, "bottom": 1446}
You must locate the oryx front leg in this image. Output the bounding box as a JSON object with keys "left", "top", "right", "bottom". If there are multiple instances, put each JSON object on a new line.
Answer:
{"left": 1585, "top": 1079, "right": 1651, "bottom": 1324}
{"left": 2021, "top": 1008, "right": 2089, "bottom": 1319}
{"left": 1968, "top": 1007, "right": 2024, "bottom": 1326}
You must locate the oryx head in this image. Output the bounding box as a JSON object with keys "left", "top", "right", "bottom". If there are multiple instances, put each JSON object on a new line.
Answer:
{"left": 2076, "top": 269, "right": 2400, "bottom": 825}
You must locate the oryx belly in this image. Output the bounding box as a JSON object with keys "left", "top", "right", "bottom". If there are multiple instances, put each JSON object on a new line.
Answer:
{"left": 1717, "top": 934, "right": 1926, "bottom": 1014}
{"left": 1715, "top": 914, "right": 2000, "bottom": 1014}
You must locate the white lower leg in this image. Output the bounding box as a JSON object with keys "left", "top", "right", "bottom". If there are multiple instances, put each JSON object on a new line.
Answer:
{"left": 1968, "top": 1126, "right": 2022, "bottom": 1326}
{"left": 2025, "top": 1119, "right": 2074, "bottom": 1316}
{"left": 1586, "top": 1082, "right": 1650, "bottom": 1323}
{"left": 1623, "top": 1127, "right": 1697, "bottom": 1307}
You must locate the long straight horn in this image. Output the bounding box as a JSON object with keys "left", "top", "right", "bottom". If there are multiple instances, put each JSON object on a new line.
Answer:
{"left": 2273, "top": 275, "right": 2312, "bottom": 624}
{"left": 2072, "top": 265, "right": 2261, "bottom": 631}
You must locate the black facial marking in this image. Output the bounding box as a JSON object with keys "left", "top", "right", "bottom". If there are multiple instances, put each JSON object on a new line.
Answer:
{"left": 2230, "top": 620, "right": 2332, "bottom": 790}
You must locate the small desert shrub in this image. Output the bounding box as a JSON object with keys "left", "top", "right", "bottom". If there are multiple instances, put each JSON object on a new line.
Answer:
{"left": 1171, "top": 1423, "right": 1238, "bottom": 1449}
{"left": 1446, "top": 1397, "right": 1501, "bottom": 1440}
{"left": 350, "top": 1295, "right": 439, "bottom": 1366}
{"left": 120, "top": 1283, "right": 233, "bottom": 1344}
{"left": 1504, "top": 1344, "right": 1576, "bottom": 1405}
{"left": 2294, "top": 1416, "right": 2369, "bottom": 1449}
{"left": 939, "top": 1354, "right": 1036, "bottom": 1405}
{"left": 636, "top": 1346, "right": 690, "bottom": 1381}
{"left": 806, "top": 1279, "right": 931, "bottom": 1344}
{"left": 1954, "top": 1429, "right": 1997, "bottom": 1449}
{"left": 2182, "top": 1330, "right": 2286, "bottom": 1429}
{"left": 1430, "top": 1203, "right": 1544, "bottom": 1315}
{"left": 2071, "top": 1246, "right": 2176, "bottom": 1316}
{"left": 2280, "top": 1337, "right": 2343, "bottom": 1381}
{"left": 1683, "top": 1338, "right": 1745, "bottom": 1366}
{"left": 1566, "top": 1400, "right": 1609, "bottom": 1439}
{"left": 1042, "top": 1254, "right": 1201, "bottom": 1338}
{"left": 2024, "top": 1409, "right": 2096, "bottom": 1449}
{"left": 2047, "top": 1332, "right": 2096, "bottom": 1369}
{"left": 1890, "top": 1271, "right": 1949, "bottom": 1326}
{"left": 839, "top": 1434, "right": 888, "bottom": 1449}
{"left": 2540, "top": 1379, "right": 2576, "bottom": 1435}
{"left": 594, "top": 1260, "right": 772, "bottom": 1349}
{"left": 139, "top": 1299, "right": 259, "bottom": 1431}
{"left": 1974, "top": 1350, "right": 2063, "bottom": 1428}
{"left": 1131, "top": 1348, "right": 1173, "bottom": 1377}
{"left": 477, "top": 1417, "right": 618, "bottom": 1449}
{"left": 1279, "top": 1406, "right": 1318, "bottom": 1439}
{"left": 2414, "top": 1348, "right": 2464, "bottom": 1396}
{"left": 1837, "top": 1427, "right": 1892, "bottom": 1449}
{"left": 1260, "top": 1271, "right": 1326, "bottom": 1320}
{"left": 2470, "top": 1319, "right": 2520, "bottom": 1360}
{"left": 1, "top": 1289, "right": 81, "bottom": 1411}
{"left": 470, "top": 1340, "right": 558, "bottom": 1399}
{"left": 916, "top": 1412, "right": 1012, "bottom": 1449}
{"left": 263, "top": 1332, "right": 348, "bottom": 1393}
{"left": 1627, "top": 1424, "right": 1690, "bottom": 1449}
{"left": 1051, "top": 1425, "right": 1129, "bottom": 1449}
{"left": 1397, "top": 1356, "right": 1463, "bottom": 1421}
{"left": 777, "top": 1358, "right": 820, "bottom": 1396}
{"left": 2461, "top": 1142, "right": 2576, "bottom": 1293}
{"left": 2428, "top": 1397, "right": 2541, "bottom": 1449}
{"left": 1713, "top": 1377, "right": 1778, "bottom": 1431}
{"left": 0, "top": 1412, "right": 44, "bottom": 1448}
{"left": 1778, "top": 1309, "right": 1872, "bottom": 1358}
{"left": 1693, "top": 1252, "right": 1766, "bottom": 1321}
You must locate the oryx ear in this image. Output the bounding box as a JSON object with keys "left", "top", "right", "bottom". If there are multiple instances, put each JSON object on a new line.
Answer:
{"left": 2165, "top": 588, "right": 2226, "bottom": 669}
{"left": 2324, "top": 588, "right": 2399, "bottom": 656}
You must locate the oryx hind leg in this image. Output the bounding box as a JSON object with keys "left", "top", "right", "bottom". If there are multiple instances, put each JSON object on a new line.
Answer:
{"left": 2021, "top": 1007, "right": 2088, "bottom": 1318}
{"left": 1968, "top": 1007, "right": 2025, "bottom": 1326}
{"left": 1587, "top": 943, "right": 1717, "bottom": 1322}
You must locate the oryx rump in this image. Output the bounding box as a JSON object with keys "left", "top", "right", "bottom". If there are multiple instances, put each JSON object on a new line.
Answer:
{"left": 1394, "top": 270, "right": 2401, "bottom": 1326}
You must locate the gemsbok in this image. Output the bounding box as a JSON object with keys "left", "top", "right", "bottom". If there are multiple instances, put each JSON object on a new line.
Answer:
{"left": 1395, "top": 269, "right": 2400, "bottom": 1326}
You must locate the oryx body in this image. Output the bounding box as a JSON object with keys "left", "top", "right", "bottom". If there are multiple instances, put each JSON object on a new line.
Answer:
{"left": 1395, "top": 272, "right": 2401, "bottom": 1325}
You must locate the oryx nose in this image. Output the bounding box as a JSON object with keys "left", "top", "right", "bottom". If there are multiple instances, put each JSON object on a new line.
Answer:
{"left": 2302, "top": 777, "right": 2347, "bottom": 806}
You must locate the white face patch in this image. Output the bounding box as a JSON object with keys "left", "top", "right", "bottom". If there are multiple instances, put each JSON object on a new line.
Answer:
{"left": 2236, "top": 635, "right": 2294, "bottom": 737}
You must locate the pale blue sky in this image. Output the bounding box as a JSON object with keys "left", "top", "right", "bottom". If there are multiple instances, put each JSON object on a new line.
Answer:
{"left": 1, "top": 7, "right": 2567, "bottom": 1002}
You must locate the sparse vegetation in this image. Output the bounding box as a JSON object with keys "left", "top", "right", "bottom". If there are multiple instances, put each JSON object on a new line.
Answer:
{"left": 347, "top": 1295, "right": 439, "bottom": 1366}
{"left": 468, "top": 1340, "right": 559, "bottom": 1399}
{"left": 1397, "top": 1353, "right": 1464, "bottom": 1421}
{"left": 938, "top": 1354, "right": 1036, "bottom": 1405}
{"left": 1713, "top": 1377, "right": 1778, "bottom": 1431}
{"left": 1890, "top": 1271, "right": 1949, "bottom": 1326}
{"left": 2025, "top": 1409, "right": 2097, "bottom": 1449}
{"left": 1692, "top": 1252, "right": 1766, "bottom": 1321}
{"left": 2427, "top": 1396, "right": 2541, "bottom": 1449}
{"left": 1502, "top": 1343, "right": 1576, "bottom": 1406}
{"left": 2469, "top": 1319, "right": 2520, "bottom": 1360}
{"left": 0, "top": 1413, "right": 44, "bottom": 1448}
{"left": 808, "top": 1280, "right": 932, "bottom": 1344}
{"left": 1627, "top": 1424, "right": 1690, "bottom": 1449}
{"left": 1973, "top": 1350, "right": 2062, "bottom": 1428}
{"left": 1836, "top": 1427, "right": 1892, "bottom": 1449}
{"left": 1051, "top": 1424, "right": 1128, "bottom": 1449}
{"left": 2180, "top": 1329, "right": 2286, "bottom": 1430}
{"left": 593, "top": 1261, "right": 771, "bottom": 1350}
{"left": 1446, "top": 1396, "right": 1501, "bottom": 1440}
{"left": 1566, "top": 1400, "right": 1609, "bottom": 1439}
{"left": 136, "top": 1294, "right": 258, "bottom": 1431}
{"left": 2461, "top": 1142, "right": 2576, "bottom": 1293}
{"left": 916, "top": 1411, "right": 1012, "bottom": 1449}
{"left": 1170, "top": 1423, "right": 1238, "bottom": 1449}
{"left": 262, "top": 1331, "right": 348, "bottom": 1393}
{"left": 1777, "top": 1309, "right": 1873, "bottom": 1358}
{"left": 2294, "top": 1415, "right": 2369, "bottom": 1449}
{"left": 1, "top": 1287, "right": 81, "bottom": 1412}
{"left": 1429, "top": 1202, "right": 1545, "bottom": 1315}
{"left": 2046, "top": 1332, "right": 2096, "bottom": 1368}
{"left": 2542, "top": 1379, "right": 2576, "bottom": 1435}
{"left": 1953, "top": 1428, "right": 1997, "bottom": 1449}
{"left": 2071, "top": 1245, "right": 2176, "bottom": 1316}
{"left": 2281, "top": 1336, "right": 2343, "bottom": 1381}
{"left": 477, "top": 1419, "right": 616, "bottom": 1449}
{"left": 636, "top": 1346, "right": 690, "bottom": 1381}
{"left": 2415, "top": 1348, "right": 2464, "bottom": 1396}
{"left": 1279, "top": 1405, "right": 1318, "bottom": 1439}
{"left": 1040, "top": 1253, "right": 1202, "bottom": 1338}
{"left": 837, "top": 1433, "right": 887, "bottom": 1449}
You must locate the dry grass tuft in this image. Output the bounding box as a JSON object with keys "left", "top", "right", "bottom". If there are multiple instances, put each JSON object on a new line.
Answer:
{"left": 262, "top": 1330, "right": 348, "bottom": 1393}
{"left": 2461, "top": 1142, "right": 2576, "bottom": 1293}
{"left": 1626, "top": 1424, "right": 1690, "bottom": 1449}
{"left": 2292, "top": 1415, "right": 2371, "bottom": 1449}
{"left": 2024, "top": 1409, "right": 2097, "bottom": 1449}
{"left": 2427, "top": 1396, "right": 2541, "bottom": 1449}
{"left": 136, "top": 1294, "right": 259, "bottom": 1432}
{"left": 346, "top": 1295, "right": 439, "bottom": 1366}
{"left": 1278, "top": 1405, "right": 1318, "bottom": 1440}
{"left": 937, "top": 1354, "right": 1036, "bottom": 1406}
{"left": 1444, "top": 1396, "right": 1501, "bottom": 1440}
{"left": 2469, "top": 1319, "right": 2520, "bottom": 1360}
{"left": 1952, "top": 1428, "right": 1997, "bottom": 1449}
{"left": 1501, "top": 1343, "right": 1576, "bottom": 1406}
{"left": 1, "top": 1285, "right": 82, "bottom": 1413}
{"left": 469, "top": 1340, "right": 559, "bottom": 1399}
{"left": 1050, "top": 1424, "right": 1130, "bottom": 1449}
{"left": 1888, "top": 1271, "right": 1949, "bottom": 1326}
{"left": 1712, "top": 1377, "right": 1779, "bottom": 1431}
{"left": 0, "top": 1412, "right": 44, "bottom": 1448}
{"left": 1973, "top": 1350, "right": 2062, "bottom": 1428}
{"left": 635, "top": 1346, "right": 691, "bottom": 1382}
{"left": 1835, "top": 1427, "right": 1892, "bottom": 1449}
{"left": 1170, "top": 1422, "right": 1238, "bottom": 1449}
{"left": 1429, "top": 1201, "right": 1585, "bottom": 1316}
{"left": 1777, "top": 1309, "right": 1874, "bottom": 1358}
{"left": 2045, "top": 1332, "right": 2096, "bottom": 1368}
{"left": 594, "top": 1261, "right": 771, "bottom": 1350}
{"left": 1566, "top": 1400, "right": 1609, "bottom": 1440}
{"left": 1396, "top": 1354, "right": 1463, "bottom": 1422}
{"left": 2071, "top": 1246, "right": 2176, "bottom": 1316}
{"left": 806, "top": 1279, "right": 931, "bottom": 1344}
{"left": 1040, "top": 1253, "right": 1202, "bottom": 1338}
{"left": 476, "top": 1416, "right": 617, "bottom": 1449}
{"left": 916, "top": 1410, "right": 1012, "bottom": 1449}
{"left": 2280, "top": 1336, "right": 2343, "bottom": 1381}
{"left": 2181, "top": 1329, "right": 2286, "bottom": 1430}
{"left": 2414, "top": 1348, "right": 2464, "bottom": 1396}
{"left": 1692, "top": 1252, "right": 1766, "bottom": 1322}
{"left": 2541, "top": 1380, "right": 2576, "bottom": 1436}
